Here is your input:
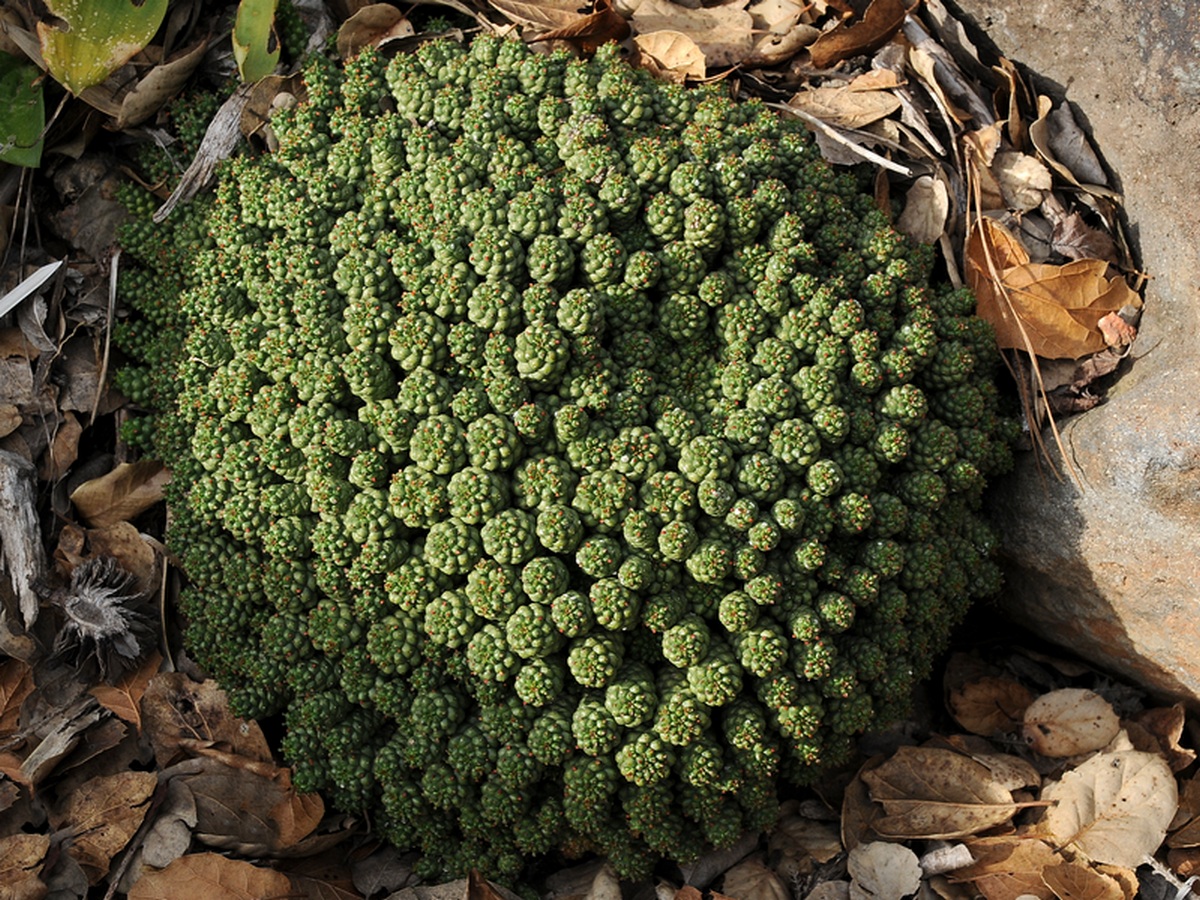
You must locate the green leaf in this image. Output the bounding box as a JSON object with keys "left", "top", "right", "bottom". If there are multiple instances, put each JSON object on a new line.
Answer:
{"left": 37, "top": 0, "right": 169, "bottom": 95}
{"left": 0, "top": 53, "right": 45, "bottom": 168}
{"left": 233, "top": 0, "right": 281, "bottom": 84}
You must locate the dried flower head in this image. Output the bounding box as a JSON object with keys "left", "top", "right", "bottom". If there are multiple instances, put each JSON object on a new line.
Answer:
{"left": 51, "top": 556, "right": 156, "bottom": 682}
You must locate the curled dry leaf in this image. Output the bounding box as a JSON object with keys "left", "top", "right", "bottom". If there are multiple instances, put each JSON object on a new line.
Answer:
{"left": 949, "top": 675, "right": 1035, "bottom": 736}
{"left": 720, "top": 858, "right": 790, "bottom": 900}
{"left": 0, "top": 657, "right": 35, "bottom": 735}
{"left": 846, "top": 842, "right": 922, "bottom": 899}
{"left": 1133, "top": 704, "right": 1196, "bottom": 773}
{"left": 862, "top": 745, "right": 1024, "bottom": 840}
{"left": 88, "top": 649, "right": 162, "bottom": 729}
{"left": 951, "top": 835, "right": 1059, "bottom": 900}
{"left": 992, "top": 151, "right": 1052, "bottom": 212}
{"left": 49, "top": 770, "right": 157, "bottom": 884}
{"left": 787, "top": 85, "right": 901, "bottom": 129}
{"left": 628, "top": 0, "right": 754, "bottom": 68}
{"left": 768, "top": 815, "right": 843, "bottom": 880}
{"left": 69, "top": 459, "right": 169, "bottom": 527}
{"left": 1042, "top": 750, "right": 1177, "bottom": 868}
{"left": 115, "top": 38, "right": 209, "bottom": 130}
{"left": 1096, "top": 312, "right": 1136, "bottom": 349}
{"left": 897, "top": 173, "right": 950, "bottom": 245}
{"left": 336, "top": 4, "right": 414, "bottom": 59}
{"left": 808, "top": 0, "right": 909, "bottom": 70}
{"left": 966, "top": 218, "right": 1140, "bottom": 360}
{"left": 1040, "top": 861, "right": 1125, "bottom": 900}
{"left": 535, "top": 0, "right": 631, "bottom": 52}
{"left": 633, "top": 31, "right": 707, "bottom": 83}
{"left": 1029, "top": 96, "right": 1115, "bottom": 196}
{"left": 141, "top": 673, "right": 273, "bottom": 767}
{"left": 1021, "top": 688, "right": 1120, "bottom": 758}
{"left": 126, "top": 852, "right": 294, "bottom": 900}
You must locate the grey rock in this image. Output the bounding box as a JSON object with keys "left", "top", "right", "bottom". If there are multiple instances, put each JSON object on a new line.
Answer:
{"left": 952, "top": 0, "right": 1200, "bottom": 701}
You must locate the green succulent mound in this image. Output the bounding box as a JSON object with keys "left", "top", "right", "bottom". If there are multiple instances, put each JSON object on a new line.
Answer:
{"left": 117, "top": 35, "right": 1016, "bottom": 881}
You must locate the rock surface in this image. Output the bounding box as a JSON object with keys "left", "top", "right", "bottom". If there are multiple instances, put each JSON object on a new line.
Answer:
{"left": 952, "top": 0, "right": 1200, "bottom": 702}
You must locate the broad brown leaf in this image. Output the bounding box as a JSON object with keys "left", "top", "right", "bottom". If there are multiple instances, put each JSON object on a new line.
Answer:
{"left": 787, "top": 85, "right": 901, "bottom": 129}
{"left": 537, "top": 0, "right": 630, "bottom": 52}
{"left": 862, "top": 745, "right": 1023, "bottom": 839}
{"left": 115, "top": 37, "right": 210, "bottom": 129}
{"left": 487, "top": 0, "right": 590, "bottom": 31}
{"left": 1131, "top": 704, "right": 1195, "bottom": 772}
{"left": 336, "top": 5, "right": 414, "bottom": 59}
{"left": 949, "top": 675, "right": 1034, "bottom": 736}
{"left": 628, "top": 0, "right": 753, "bottom": 68}
{"left": 0, "top": 832, "right": 49, "bottom": 899}
{"left": 809, "top": 0, "right": 909, "bottom": 69}
{"left": 49, "top": 770, "right": 156, "bottom": 883}
{"left": 1040, "top": 861, "right": 1124, "bottom": 900}
{"left": 141, "top": 673, "right": 272, "bottom": 767}
{"left": 0, "top": 658, "right": 34, "bottom": 736}
{"left": 1042, "top": 750, "right": 1177, "bottom": 867}
{"left": 89, "top": 650, "right": 162, "bottom": 730}
{"left": 951, "top": 836, "right": 1059, "bottom": 900}
{"left": 767, "top": 815, "right": 842, "bottom": 880}
{"left": 126, "top": 852, "right": 294, "bottom": 899}
{"left": 966, "top": 219, "right": 1139, "bottom": 359}
{"left": 633, "top": 31, "right": 706, "bottom": 83}
{"left": 1029, "top": 95, "right": 1114, "bottom": 196}
{"left": 720, "top": 858, "right": 789, "bottom": 900}
{"left": 69, "top": 459, "right": 169, "bottom": 527}
{"left": 1021, "top": 689, "right": 1120, "bottom": 758}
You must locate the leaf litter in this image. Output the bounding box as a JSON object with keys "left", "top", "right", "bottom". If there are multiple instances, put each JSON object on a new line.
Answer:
{"left": 0, "top": 0, "right": 1174, "bottom": 898}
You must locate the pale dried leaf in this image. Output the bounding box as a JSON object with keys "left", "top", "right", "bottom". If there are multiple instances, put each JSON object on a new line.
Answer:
{"left": 633, "top": 31, "right": 706, "bottom": 83}
{"left": 0, "top": 832, "right": 49, "bottom": 899}
{"left": 809, "top": 0, "right": 907, "bottom": 69}
{"left": 721, "top": 858, "right": 789, "bottom": 900}
{"left": 768, "top": 816, "right": 843, "bottom": 880}
{"left": 1029, "top": 96, "right": 1118, "bottom": 198}
{"left": 847, "top": 842, "right": 922, "bottom": 900}
{"left": 749, "top": 0, "right": 805, "bottom": 33}
{"left": 629, "top": 0, "right": 754, "bottom": 68}
{"left": 39, "top": 409, "right": 82, "bottom": 482}
{"left": 69, "top": 459, "right": 169, "bottom": 527}
{"left": 949, "top": 675, "right": 1034, "bottom": 736}
{"left": 993, "top": 151, "right": 1052, "bottom": 212}
{"left": 488, "top": 0, "right": 589, "bottom": 30}
{"left": 126, "top": 852, "right": 294, "bottom": 899}
{"left": 0, "top": 260, "right": 62, "bottom": 320}
{"left": 336, "top": 4, "right": 414, "bottom": 59}
{"left": 116, "top": 38, "right": 209, "bottom": 129}
{"left": 744, "top": 24, "right": 819, "bottom": 66}
{"left": 897, "top": 174, "right": 949, "bottom": 245}
{"left": 50, "top": 770, "right": 157, "bottom": 883}
{"left": 85, "top": 521, "right": 159, "bottom": 593}
{"left": 585, "top": 863, "right": 623, "bottom": 900}
{"left": 803, "top": 884, "right": 850, "bottom": 900}
{"left": 0, "top": 403, "right": 21, "bottom": 438}
{"left": 862, "top": 746, "right": 1021, "bottom": 839}
{"left": 1040, "top": 861, "right": 1124, "bottom": 900}
{"left": 1022, "top": 689, "right": 1120, "bottom": 758}
{"left": 966, "top": 221, "right": 1139, "bottom": 359}
{"left": 0, "top": 658, "right": 35, "bottom": 735}
{"left": 952, "top": 836, "right": 1059, "bottom": 900}
{"left": 141, "top": 673, "right": 273, "bottom": 767}
{"left": 970, "top": 752, "right": 1041, "bottom": 794}
{"left": 89, "top": 650, "right": 163, "bottom": 730}
{"left": 1042, "top": 750, "right": 1177, "bottom": 867}
{"left": 787, "top": 85, "right": 901, "bottom": 129}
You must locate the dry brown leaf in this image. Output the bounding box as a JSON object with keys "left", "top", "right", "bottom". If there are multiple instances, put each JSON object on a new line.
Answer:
{"left": 0, "top": 403, "right": 21, "bottom": 438}
{"left": 767, "top": 815, "right": 842, "bottom": 880}
{"left": 535, "top": 0, "right": 631, "bottom": 51}
{"left": 949, "top": 675, "right": 1034, "bottom": 736}
{"left": 1169, "top": 847, "right": 1200, "bottom": 879}
{"left": 749, "top": 0, "right": 805, "bottom": 33}
{"left": 909, "top": 45, "right": 972, "bottom": 123}
{"left": 862, "top": 745, "right": 1023, "bottom": 839}
{"left": 469, "top": 869, "right": 510, "bottom": 900}
{"left": 50, "top": 770, "right": 157, "bottom": 883}
{"left": 842, "top": 758, "right": 886, "bottom": 851}
{"left": 1042, "top": 749, "right": 1177, "bottom": 867}
{"left": 85, "top": 520, "right": 159, "bottom": 592}
{"left": 809, "top": 0, "right": 908, "bottom": 69}
{"left": 787, "top": 85, "right": 901, "bottom": 129}
{"left": 89, "top": 650, "right": 162, "bottom": 730}
{"left": 38, "top": 409, "right": 82, "bottom": 482}
{"left": 847, "top": 841, "right": 922, "bottom": 899}
{"left": 971, "top": 753, "right": 1042, "bottom": 794}
{"left": 951, "top": 835, "right": 1059, "bottom": 900}
{"left": 633, "top": 31, "right": 706, "bottom": 83}
{"left": 141, "top": 673, "right": 273, "bottom": 767}
{"left": 0, "top": 832, "right": 49, "bottom": 899}
{"left": 1048, "top": 211, "right": 1119, "bottom": 264}
{"left": 69, "top": 459, "right": 169, "bottom": 527}
{"left": 966, "top": 219, "right": 1140, "bottom": 359}
{"left": 0, "top": 658, "right": 35, "bottom": 736}
{"left": 116, "top": 38, "right": 210, "bottom": 130}
{"left": 270, "top": 769, "right": 325, "bottom": 850}
{"left": 629, "top": 0, "right": 754, "bottom": 68}
{"left": 488, "top": 0, "right": 591, "bottom": 31}
{"left": 1021, "top": 688, "right": 1120, "bottom": 758}
{"left": 720, "top": 858, "right": 789, "bottom": 900}
{"left": 1040, "top": 861, "right": 1124, "bottom": 900}
{"left": 126, "top": 852, "right": 294, "bottom": 900}
{"left": 1132, "top": 704, "right": 1195, "bottom": 772}
{"left": 897, "top": 173, "right": 949, "bottom": 245}
{"left": 1029, "top": 96, "right": 1114, "bottom": 196}
{"left": 1096, "top": 312, "right": 1136, "bottom": 349}
{"left": 336, "top": 4, "right": 414, "bottom": 59}
{"left": 992, "top": 151, "right": 1052, "bottom": 212}
{"left": 849, "top": 68, "right": 905, "bottom": 91}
